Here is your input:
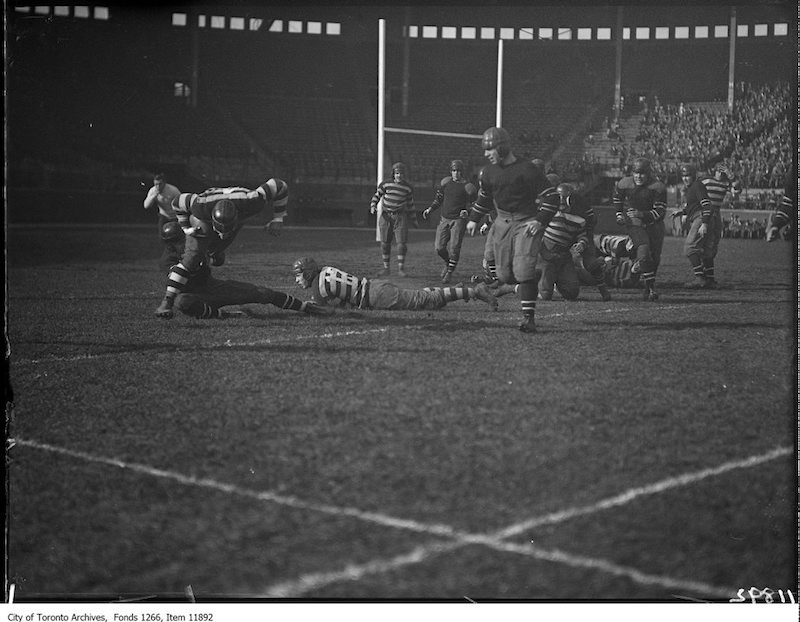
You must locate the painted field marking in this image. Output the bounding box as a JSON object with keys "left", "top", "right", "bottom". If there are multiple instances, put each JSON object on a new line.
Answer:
{"left": 11, "top": 438, "right": 791, "bottom": 599}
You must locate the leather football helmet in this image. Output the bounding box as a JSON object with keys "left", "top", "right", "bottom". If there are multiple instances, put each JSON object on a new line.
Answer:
{"left": 450, "top": 159, "right": 464, "bottom": 172}
{"left": 160, "top": 220, "right": 184, "bottom": 242}
{"left": 481, "top": 127, "right": 511, "bottom": 157}
{"left": 680, "top": 163, "right": 697, "bottom": 179}
{"left": 392, "top": 162, "right": 407, "bottom": 177}
{"left": 632, "top": 157, "right": 652, "bottom": 175}
{"left": 211, "top": 199, "right": 238, "bottom": 239}
{"left": 293, "top": 257, "right": 320, "bottom": 288}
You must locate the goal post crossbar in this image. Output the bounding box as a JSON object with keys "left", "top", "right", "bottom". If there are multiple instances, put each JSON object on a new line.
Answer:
{"left": 384, "top": 127, "right": 484, "bottom": 140}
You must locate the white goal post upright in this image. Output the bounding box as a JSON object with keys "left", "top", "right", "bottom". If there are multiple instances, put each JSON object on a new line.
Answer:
{"left": 376, "top": 20, "right": 503, "bottom": 240}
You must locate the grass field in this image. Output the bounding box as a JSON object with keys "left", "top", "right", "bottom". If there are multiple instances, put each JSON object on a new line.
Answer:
{"left": 5, "top": 223, "right": 798, "bottom": 604}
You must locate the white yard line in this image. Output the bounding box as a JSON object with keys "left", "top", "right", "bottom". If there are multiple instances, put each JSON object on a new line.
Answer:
{"left": 11, "top": 438, "right": 791, "bottom": 599}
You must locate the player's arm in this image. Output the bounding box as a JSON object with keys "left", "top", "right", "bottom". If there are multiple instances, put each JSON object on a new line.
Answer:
{"left": 144, "top": 186, "right": 158, "bottom": 209}
{"left": 644, "top": 185, "right": 667, "bottom": 223}
{"left": 424, "top": 182, "right": 444, "bottom": 220}
{"left": 369, "top": 184, "right": 384, "bottom": 214}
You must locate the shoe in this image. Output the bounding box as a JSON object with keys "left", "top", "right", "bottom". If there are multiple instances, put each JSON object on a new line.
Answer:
{"left": 378, "top": 267, "right": 390, "bottom": 277}
{"left": 397, "top": 269, "right": 408, "bottom": 278}
{"left": 441, "top": 271, "right": 453, "bottom": 284}
{"left": 155, "top": 298, "right": 174, "bottom": 319}
{"left": 473, "top": 283, "right": 499, "bottom": 311}
{"left": 631, "top": 260, "right": 642, "bottom": 274}
{"left": 598, "top": 285, "right": 612, "bottom": 301}
{"left": 646, "top": 290, "right": 659, "bottom": 302}
{"left": 441, "top": 265, "right": 450, "bottom": 279}
{"left": 702, "top": 278, "right": 717, "bottom": 289}
{"left": 302, "top": 301, "right": 334, "bottom": 316}
{"left": 518, "top": 316, "right": 537, "bottom": 333}
{"left": 539, "top": 291, "right": 553, "bottom": 301}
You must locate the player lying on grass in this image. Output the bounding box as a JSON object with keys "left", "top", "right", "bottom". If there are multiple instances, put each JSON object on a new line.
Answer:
{"left": 486, "top": 234, "right": 641, "bottom": 300}
{"left": 292, "top": 257, "right": 499, "bottom": 311}
{"left": 169, "top": 257, "right": 330, "bottom": 319}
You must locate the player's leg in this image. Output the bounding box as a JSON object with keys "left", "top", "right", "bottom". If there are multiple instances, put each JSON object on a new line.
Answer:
{"left": 379, "top": 213, "right": 393, "bottom": 276}
{"left": 435, "top": 219, "right": 450, "bottom": 281}
{"left": 703, "top": 213, "right": 723, "bottom": 287}
{"left": 511, "top": 224, "right": 544, "bottom": 333}
{"left": 155, "top": 236, "right": 208, "bottom": 318}
{"left": 445, "top": 219, "right": 467, "bottom": 282}
{"left": 555, "top": 257, "right": 580, "bottom": 301}
{"left": 682, "top": 219, "right": 707, "bottom": 288}
{"left": 395, "top": 213, "right": 409, "bottom": 277}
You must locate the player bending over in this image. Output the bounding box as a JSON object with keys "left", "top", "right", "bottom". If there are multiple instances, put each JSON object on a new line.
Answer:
{"left": 292, "top": 257, "right": 498, "bottom": 312}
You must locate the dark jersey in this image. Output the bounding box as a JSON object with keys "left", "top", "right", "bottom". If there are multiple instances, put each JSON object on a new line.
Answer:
{"left": 612, "top": 176, "right": 667, "bottom": 225}
{"left": 681, "top": 179, "right": 712, "bottom": 222}
{"left": 429, "top": 176, "right": 477, "bottom": 219}
{"left": 471, "top": 158, "right": 553, "bottom": 224}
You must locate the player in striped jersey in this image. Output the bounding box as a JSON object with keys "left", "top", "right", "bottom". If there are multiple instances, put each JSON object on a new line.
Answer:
{"left": 155, "top": 177, "right": 289, "bottom": 318}
{"left": 422, "top": 160, "right": 477, "bottom": 283}
{"left": 672, "top": 163, "right": 715, "bottom": 288}
{"left": 613, "top": 157, "right": 667, "bottom": 301}
{"left": 466, "top": 127, "right": 557, "bottom": 333}
{"left": 292, "top": 257, "right": 498, "bottom": 312}
{"left": 695, "top": 163, "right": 740, "bottom": 285}
{"left": 370, "top": 162, "right": 416, "bottom": 277}
{"left": 766, "top": 183, "right": 795, "bottom": 242}
{"left": 537, "top": 182, "right": 597, "bottom": 301}
{"left": 173, "top": 259, "right": 331, "bottom": 320}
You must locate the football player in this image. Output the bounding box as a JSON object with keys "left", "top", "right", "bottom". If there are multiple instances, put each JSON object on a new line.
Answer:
{"left": 421, "top": 159, "right": 477, "bottom": 284}
{"left": 766, "top": 183, "right": 795, "bottom": 242}
{"left": 154, "top": 177, "right": 288, "bottom": 319}
{"left": 697, "top": 163, "right": 740, "bottom": 284}
{"left": 158, "top": 220, "right": 185, "bottom": 273}
{"left": 466, "top": 127, "right": 557, "bottom": 333}
{"left": 672, "top": 163, "right": 714, "bottom": 288}
{"left": 292, "top": 257, "right": 498, "bottom": 312}
{"left": 172, "top": 258, "right": 330, "bottom": 320}
{"left": 369, "top": 162, "right": 416, "bottom": 277}
{"left": 613, "top": 157, "right": 667, "bottom": 301}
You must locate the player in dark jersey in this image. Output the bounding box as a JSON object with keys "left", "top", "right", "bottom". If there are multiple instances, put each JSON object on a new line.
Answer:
{"left": 370, "top": 162, "right": 416, "bottom": 277}
{"left": 612, "top": 157, "right": 667, "bottom": 301}
{"left": 422, "top": 159, "right": 477, "bottom": 284}
{"left": 672, "top": 163, "right": 715, "bottom": 288}
{"left": 173, "top": 259, "right": 330, "bottom": 320}
{"left": 154, "top": 177, "right": 289, "bottom": 318}
{"left": 466, "top": 127, "right": 557, "bottom": 333}
{"left": 292, "top": 257, "right": 498, "bottom": 312}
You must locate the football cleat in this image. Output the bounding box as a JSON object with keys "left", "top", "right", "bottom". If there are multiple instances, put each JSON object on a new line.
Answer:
{"left": 378, "top": 267, "right": 390, "bottom": 277}
{"left": 598, "top": 285, "right": 612, "bottom": 301}
{"left": 473, "top": 282, "right": 499, "bottom": 311}
{"left": 702, "top": 278, "right": 717, "bottom": 289}
{"left": 397, "top": 269, "right": 408, "bottom": 278}
{"left": 155, "top": 298, "right": 174, "bottom": 319}
{"left": 493, "top": 284, "right": 517, "bottom": 298}
{"left": 644, "top": 289, "right": 659, "bottom": 302}
{"left": 518, "top": 316, "right": 537, "bottom": 333}
{"left": 441, "top": 271, "right": 453, "bottom": 284}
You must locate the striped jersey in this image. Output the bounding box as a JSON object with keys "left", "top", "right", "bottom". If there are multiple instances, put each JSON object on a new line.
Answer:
{"left": 172, "top": 178, "right": 289, "bottom": 228}
{"left": 612, "top": 176, "right": 667, "bottom": 225}
{"left": 681, "top": 179, "right": 712, "bottom": 222}
{"left": 543, "top": 193, "right": 595, "bottom": 250}
{"left": 370, "top": 179, "right": 415, "bottom": 213}
{"left": 772, "top": 185, "right": 795, "bottom": 229}
{"left": 700, "top": 176, "right": 730, "bottom": 210}
{"left": 313, "top": 266, "right": 371, "bottom": 309}
{"left": 428, "top": 176, "right": 477, "bottom": 219}
{"left": 596, "top": 234, "right": 635, "bottom": 258}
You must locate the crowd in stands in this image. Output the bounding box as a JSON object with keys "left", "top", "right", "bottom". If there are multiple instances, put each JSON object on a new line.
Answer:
{"left": 591, "top": 82, "right": 792, "bottom": 191}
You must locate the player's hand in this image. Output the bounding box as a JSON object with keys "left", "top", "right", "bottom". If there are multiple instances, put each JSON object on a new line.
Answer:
{"left": 265, "top": 219, "right": 283, "bottom": 236}
{"left": 479, "top": 223, "right": 490, "bottom": 236}
{"left": 182, "top": 226, "right": 200, "bottom": 237}
{"left": 421, "top": 208, "right": 431, "bottom": 221}
{"left": 697, "top": 223, "right": 708, "bottom": 237}
{"left": 615, "top": 212, "right": 626, "bottom": 225}
{"left": 466, "top": 221, "right": 478, "bottom": 237}
{"left": 765, "top": 226, "right": 779, "bottom": 242}
{"left": 570, "top": 240, "right": 586, "bottom": 256}
{"left": 671, "top": 208, "right": 685, "bottom": 219}
{"left": 459, "top": 209, "right": 469, "bottom": 219}
{"left": 626, "top": 208, "right": 640, "bottom": 220}
{"left": 524, "top": 220, "right": 543, "bottom": 238}
{"left": 370, "top": 206, "right": 377, "bottom": 215}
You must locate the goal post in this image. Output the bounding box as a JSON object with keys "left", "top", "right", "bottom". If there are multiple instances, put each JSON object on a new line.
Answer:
{"left": 375, "top": 19, "right": 503, "bottom": 240}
